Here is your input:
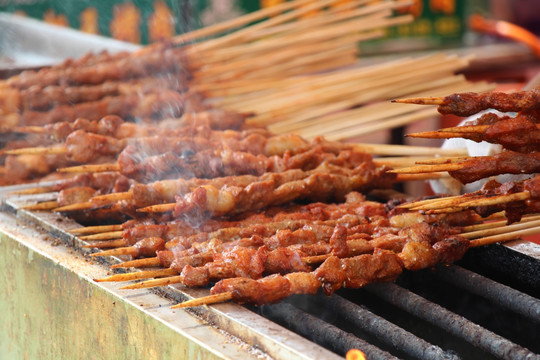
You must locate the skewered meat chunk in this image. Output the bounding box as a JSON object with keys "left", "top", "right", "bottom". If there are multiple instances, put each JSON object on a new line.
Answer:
{"left": 449, "top": 151, "right": 540, "bottom": 185}
{"left": 16, "top": 90, "right": 193, "bottom": 127}
{"left": 57, "top": 187, "right": 98, "bottom": 206}
{"left": 8, "top": 45, "right": 187, "bottom": 89}
{"left": 436, "top": 90, "right": 540, "bottom": 116}
{"left": 19, "top": 76, "right": 188, "bottom": 111}
{"left": 208, "top": 232, "right": 470, "bottom": 306}
{"left": 52, "top": 172, "right": 133, "bottom": 193}
{"left": 171, "top": 162, "right": 394, "bottom": 219}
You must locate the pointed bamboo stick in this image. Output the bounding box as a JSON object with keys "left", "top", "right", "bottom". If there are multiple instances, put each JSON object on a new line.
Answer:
{"left": 79, "top": 231, "right": 124, "bottom": 241}
{"left": 171, "top": 292, "right": 234, "bottom": 309}
{"left": 2, "top": 146, "right": 68, "bottom": 156}
{"left": 406, "top": 130, "right": 469, "bottom": 139}
{"left": 91, "top": 192, "right": 132, "bottom": 204}
{"left": 438, "top": 125, "right": 490, "bottom": 133}
{"left": 373, "top": 156, "right": 436, "bottom": 168}
{"left": 171, "top": 0, "right": 318, "bottom": 44}
{"left": 137, "top": 203, "right": 176, "bottom": 213}
{"left": 407, "top": 195, "right": 481, "bottom": 211}
{"left": 462, "top": 214, "right": 540, "bottom": 232}
{"left": 469, "top": 226, "right": 540, "bottom": 247}
{"left": 12, "top": 126, "right": 47, "bottom": 134}
{"left": 53, "top": 202, "right": 94, "bottom": 212}
{"left": 414, "top": 156, "right": 474, "bottom": 165}
{"left": 95, "top": 268, "right": 177, "bottom": 282}
{"left": 413, "top": 191, "right": 531, "bottom": 212}
{"left": 395, "top": 172, "right": 449, "bottom": 182}
{"left": 391, "top": 96, "right": 444, "bottom": 105}
{"left": 462, "top": 218, "right": 540, "bottom": 239}
{"left": 389, "top": 163, "right": 466, "bottom": 174}
{"left": 21, "top": 201, "right": 59, "bottom": 211}
{"left": 90, "top": 246, "right": 137, "bottom": 257}
{"left": 69, "top": 224, "right": 123, "bottom": 235}
{"left": 352, "top": 143, "right": 467, "bottom": 156}
{"left": 120, "top": 275, "right": 182, "bottom": 290}
{"left": 83, "top": 239, "right": 126, "bottom": 249}
{"left": 110, "top": 257, "right": 161, "bottom": 269}
{"left": 398, "top": 195, "right": 462, "bottom": 209}
{"left": 9, "top": 186, "right": 55, "bottom": 195}
{"left": 456, "top": 192, "right": 530, "bottom": 208}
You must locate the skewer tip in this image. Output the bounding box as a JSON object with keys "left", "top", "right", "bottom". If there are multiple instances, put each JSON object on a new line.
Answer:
{"left": 391, "top": 96, "right": 444, "bottom": 105}
{"left": 171, "top": 292, "right": 234, "bottom": 309}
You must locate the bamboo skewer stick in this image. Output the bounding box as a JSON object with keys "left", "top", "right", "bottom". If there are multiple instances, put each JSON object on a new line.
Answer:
{"left": 54, "top": 202, "right": 94, "bottom": 212}
{"left": 21, "top": 201, "right": 59, "bottom": 211}
{"left": 406, "top": 131, "right": 471, "bottom": 139}
{"left": 69, "top": 224, "right": 122, "bottom": 235}
{"left": 469, "top": 226, "right": 540, "bottom": 247}
{"left": 110, "top": 257, "right": 161, "bottom": 269}
{"left": 399, "top": 195, "right": 463, "bottom": 209}
{"left": 462, "top": 214, "right": 540, "bottom": 232}
{"left": 120, "top": 276, "right": 182, "bottom": 290}
{"left": 414, "top": 156, "right": 474, "bottom": 165}
{"left": 9, "top": 186, "right": 55, "bottom": 195}
{"left": 321, "top": 108, "right": 438, "bottom": 141}
{"left": 170, "top": 0, "right": 319, "bottom": 44}
{"left": 91, "top": 192, "right": 132, "bottom": 205}
{"left": 409, "top": 192, "right": 531, "bottom": 212}
{"left": 2, "top": 146, "right": 68, "bottom": 156}
{"left": 437, "top": 125, "right": 491, "bottom": 133}
{"left": 207, "top": 0, "right": 404, "bottom": 60}
{"left": 171, "top": 292, "right": 234, "bottom": 309}
{"left": 391, "top": 97, "right": 445, "bottom": 105}
{"left": 230, "top": 53, "right": 453, "bottom": 113}
{"left": 241, "top": 55, "right": 468, "bottom": 122}
{"left": 12, "top": 126, "right": 47, "bottom": 134}
{"left": 299, "top": 82, "right": 495, "bottom": 140}
{"left": 79, "top": 231, "right": 124, "bottom": 241}
{"left": 353, "top": 144, "right": 468, "bottom": 156}
{"left": 388, "top": 163, "right": 466, "bottom": 174}
{"left": 192, "top": 0, "right": 346, "bottom": 52}
{"left": 395, "top": 172, "right": 450, "bottom": 181}
{"left": 83, "top": 239, "right": 125, "bottom": 249}
{"left": 95, "top": 268, "right": 177, "bottom": 282}
{"left": 373, "top": 156, "right": 439, "bottom": 168}
{"left": 137, "top": 203, "right": 175, "bottom": 214}
{"left": 456, "top": 192, "right": 530, "bottom": 208}
{"left": 269, "top": 74, "right": 470, "bottom": 133}
{"left": 462, "top": 219, "right": 540, "bottom": 239}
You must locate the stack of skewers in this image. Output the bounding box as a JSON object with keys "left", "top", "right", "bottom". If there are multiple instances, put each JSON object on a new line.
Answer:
{"left": 0, "top": 0, "right": 494, "bottom": 185}
{"left": 1, "top": 0, "right": 537, "bottom": 309}
{"left": 10, "top": 88, "right": 540, "bottom": 309}
{"left": 393, "top": 89, "right": 540, "bottom": 224}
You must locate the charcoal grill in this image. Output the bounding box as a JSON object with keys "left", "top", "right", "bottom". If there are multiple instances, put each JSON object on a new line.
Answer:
{"left": 1, "top": 183, "right": 539, "bottom": 360}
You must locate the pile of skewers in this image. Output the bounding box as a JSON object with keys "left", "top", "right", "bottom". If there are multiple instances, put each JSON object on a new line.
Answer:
{"left": 9, "top": 88, "right": 540, "bottom": 309}
{"left": 393, "top": 89, "right": 540, "bottom": 224}
{"left": 0, "top": 0, "right": 494, "bottom": 185}
{"left": 1, "top": 0, "right": 535, "bottom": 310}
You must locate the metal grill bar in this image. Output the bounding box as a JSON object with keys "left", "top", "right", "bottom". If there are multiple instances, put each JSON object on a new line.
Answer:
{"left": 435, "top": 265, "right": 540, "bottom": 323}
{"left": 261, "top": 302, "right": 399, "bottom": 360}
{"left": 315, "top": 294, "right": 460, "bottom": 360}
{"left": 366, "top": 283, "right": 540, "bottom": 360}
